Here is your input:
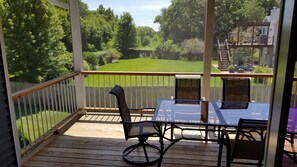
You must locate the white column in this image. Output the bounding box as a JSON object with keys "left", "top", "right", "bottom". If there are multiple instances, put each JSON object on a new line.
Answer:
{"left": 0, "top": 20, "right": 22, "bottom": 166}
{"left": 203, "top": 0, "right": 215, "bottom": 100}
{"left": 69, "top": 0, "right": 85, "bottom": 113}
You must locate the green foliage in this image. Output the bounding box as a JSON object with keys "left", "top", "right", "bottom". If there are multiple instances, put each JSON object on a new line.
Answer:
{"left": 81, "top": 12, "right": 113, "bottom": 51}
{"left": 228, "top": 64, "right": 235, "bottom": 73}
{"left": 3, "top": 0, "right": 70, "bottom": 83}
{"left": 180, "top": 38, "right": 204, "bottom": 60}
{"left": 253, "top": 65, "right": 273, "bottom": 84}
{"left": 156, "top": 40, "right": 180, "bottom": 52}
{"left": 115, "top": 12, "right": 137, "bottom": 51}
{"left": 83, "top": 52, "right": 98, "bottom": 70}
{"left": 104, "top": 49, "right": 122, "bottom": 63}
{"left": 237, "top": 0, "right": 266, "bottom": 21}
{"left": 155, "top": 0, "right": 205, "bottom": 43}
{"left": 83, "top": 60, "right": 90, "bottom": 71}
{"left": 136, "top": 26, "right": 156, "bottom": 47}
{"left": 98, "top": 56, "right": 105, "bottom": 66}
{"left": 155, "top": 40, "right": 181, "bottom": 59}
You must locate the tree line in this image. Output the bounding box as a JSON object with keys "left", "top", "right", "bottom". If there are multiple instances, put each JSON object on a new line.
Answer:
{"left": 0, "top": 0, "right": 279, "bottom": 83}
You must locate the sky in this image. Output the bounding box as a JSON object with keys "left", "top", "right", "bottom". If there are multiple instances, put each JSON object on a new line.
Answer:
{"left": 82, "top": 0, "right": 171, "bottom": 31}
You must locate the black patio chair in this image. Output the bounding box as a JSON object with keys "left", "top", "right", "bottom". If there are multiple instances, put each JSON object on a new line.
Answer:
{"left": 217, "top": 118, "right": 268, "bottom": 167}
{"left": 175, "top": 74, "right": 201, "bottom": 104}
{"left": 109, "top": 85, "right": 161, "bottom": 165}
{"left": 221, "top": 77, "right": 250, "bottom": 109}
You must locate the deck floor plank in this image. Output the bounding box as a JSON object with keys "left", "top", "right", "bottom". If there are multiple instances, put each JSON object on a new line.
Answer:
{"left": 22, "top": 114, "right": 297, "bottom": 167}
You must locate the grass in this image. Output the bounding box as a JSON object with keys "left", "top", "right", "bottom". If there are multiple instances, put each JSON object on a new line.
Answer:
{"left": 84, "top": 58, "right": 220, "bottom": 87}
{"left": 97, "top": 58, "right": 220, "bottom": 72}
{"left": 17, "top": 110, "right": 70, "bottom": 144}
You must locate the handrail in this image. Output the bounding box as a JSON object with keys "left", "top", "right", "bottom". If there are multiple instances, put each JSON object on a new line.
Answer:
{"left": 82, "top": 71, "right": 203, "bottom": 76}
{"left": 82, "top": 71, "right": 277, "bottom": 79}
{"left": 225, "top": 39, "right": 231, "bottom": 62}
{"left": 217, "top": 39, "right": 222, "bottom": 62}
{"left": 12, "top": 71, "right": 80, "bottom": 100}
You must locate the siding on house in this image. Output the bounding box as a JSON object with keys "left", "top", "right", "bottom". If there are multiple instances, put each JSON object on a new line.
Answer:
{"left": 0, "top": 42, "right": 18, "bottom": 166}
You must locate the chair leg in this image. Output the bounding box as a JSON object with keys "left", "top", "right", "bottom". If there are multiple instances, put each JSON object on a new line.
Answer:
{"left": 142, "top": 143, "right": 149, "bottom": 162}
{"left": 217, "top": 142, "right": 223, "bottom": 167}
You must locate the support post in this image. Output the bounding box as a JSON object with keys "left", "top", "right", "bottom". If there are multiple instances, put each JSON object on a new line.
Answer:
{"left": 203, "top": 0, "right": 215, "bottom": 100}
{"left": 69, "top": 0, "right": 85, "bottom": 114}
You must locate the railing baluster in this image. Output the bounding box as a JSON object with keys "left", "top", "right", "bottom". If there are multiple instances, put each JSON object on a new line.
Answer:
{"left": 32, "top": 93, "right": 41, "bottom": 139}
{"left": 17, "top": 99, "right": 26, "bottom": 148}
{"left": 37, "top": 91, "right": 45, "bottom": 135}
{"left": 22, "top": 97, "right": 32, "bottom": 145}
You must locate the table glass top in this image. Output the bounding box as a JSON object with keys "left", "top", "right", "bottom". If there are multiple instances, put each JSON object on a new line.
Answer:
{"left": 153, "top": 99, "right": 270, "bottom": 126}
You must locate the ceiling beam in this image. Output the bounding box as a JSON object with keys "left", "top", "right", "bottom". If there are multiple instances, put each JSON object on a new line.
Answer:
{"left": 47, "top": 0, "right": 69, "bottom": 10}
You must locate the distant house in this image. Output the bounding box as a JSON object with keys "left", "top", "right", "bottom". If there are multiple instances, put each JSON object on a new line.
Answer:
{"left": 260, "top": 8, "right": 280, "bottom": 68}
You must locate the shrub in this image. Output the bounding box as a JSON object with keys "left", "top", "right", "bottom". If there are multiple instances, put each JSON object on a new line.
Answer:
{"left": 83, "top": 60, "right": 90, "bottom": 71}
{"left": 228, "top": 65, "right": 235, "bottom": 73}
{"left": 155, "top": 40, "right": 181, "bottom": 59}
{"left": 98, "top": 56, "right": 105, "bottom": 66}
{"left": 253, "top": 65, "right": 273, "bottom": 84}
{"left": 83, "top": 52, "right": 97, "bottom": 70}
{"left": 105, "top": 49, "right": 122, "bottom": 63}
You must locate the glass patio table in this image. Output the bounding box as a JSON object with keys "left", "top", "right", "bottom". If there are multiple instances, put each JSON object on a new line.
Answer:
{"left": 152, "top": 99, "right": 270, "bottom": 167}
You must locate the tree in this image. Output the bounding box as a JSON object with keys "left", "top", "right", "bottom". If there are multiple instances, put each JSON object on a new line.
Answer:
{"left": 3, "top": 0, "right": 70, "bottom": 83}
{"left": 136, "top": 26, "right": 156, "bottom": 47}
{"left": 81, "top": 12, "right": 112, "bottom": 51}
{"left": 237, "top": 0, "right": 266, "bottom": 22}
{"left": 154, "top": 0, "right": 205, "bottom": 43}
{"left": 115, "top": 12, "right": 137, "bottom": 51}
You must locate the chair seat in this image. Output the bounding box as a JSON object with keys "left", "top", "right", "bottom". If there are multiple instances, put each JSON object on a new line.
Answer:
{"left": 230, "top": 139, "right": 265, "bottom": 160}
{"left": 128, "top": 122, "right": 160, "bottom": 138}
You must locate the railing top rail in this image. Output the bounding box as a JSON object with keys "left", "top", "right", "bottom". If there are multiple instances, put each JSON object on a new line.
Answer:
{"left": 12, "top": 71, "right": 80, "bottom": 100}
{"left": 82, "top": 71, "right": 203, "bottom": 76}
{"left": 211, "top": 73, "right": 273, "bottom": 78}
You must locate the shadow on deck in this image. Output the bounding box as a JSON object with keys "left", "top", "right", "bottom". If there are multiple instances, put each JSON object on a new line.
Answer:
{"left": 22, "top": 112, "right": 297, "bottom": 167}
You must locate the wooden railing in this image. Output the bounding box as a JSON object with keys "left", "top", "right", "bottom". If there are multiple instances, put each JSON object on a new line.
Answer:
{"left": 12, "top": 71, "right": 297, "bottom": 158}
{"left": 11, "top": 72, "right": 80, "bottom": 156}
{"left": 82, "top": 71, "right": 276, "bottom": 111}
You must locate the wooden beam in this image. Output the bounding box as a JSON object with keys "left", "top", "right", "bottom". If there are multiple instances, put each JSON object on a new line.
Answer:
{"left": 203, "top": 0, "right": 215, "bottom": 100}
{"left": 47, "top": 0, "right": 69, "bottom": 10}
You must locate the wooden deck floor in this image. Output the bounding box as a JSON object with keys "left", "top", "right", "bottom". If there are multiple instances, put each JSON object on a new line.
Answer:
{"left": 22, "top": 113, "right": 297, "bottom": 167}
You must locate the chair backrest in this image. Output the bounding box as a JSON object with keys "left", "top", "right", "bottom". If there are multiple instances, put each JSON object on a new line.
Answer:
{"left": 175, "top": 75, "right": 201, "bottom": 103}
{"left": 232, "top": 118, "right": 268, "bottom": 161}
{"left": 221, "top": 77, "right": 250, "bottom": 109}
{"left": 109, "top": 85, "right": 131, "bottom": 139}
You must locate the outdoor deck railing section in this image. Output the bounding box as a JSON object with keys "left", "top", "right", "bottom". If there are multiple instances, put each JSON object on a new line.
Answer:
{"left": 11, "top": 72, "right": 79, "bottom": 156}
{"left": 10, "top": 71, "right": 297, "bottom": 158}
{"left": 82, "top": 71, "right": 276, "bottom": 111}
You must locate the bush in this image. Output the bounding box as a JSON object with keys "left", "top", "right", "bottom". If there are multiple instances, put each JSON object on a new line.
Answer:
{"left": 253, "top": 65, "right": 273, "bottom": 84}
{"left": 228, "top": 65, "right": 235, "bottom": 73}
{"left": 105, "top": 49, "right": 122, "bottom": 63}
{"left": 155, "top": 40, "right": 181, "bottom": 59}
{"left": 83, "top": 52, "right": 97, "bottom": 70}
{"left": 83, "top": 60, "right": 90, "bottom": 71}
{"left": 98, "top": 56, "right": 105, "bottom": 66}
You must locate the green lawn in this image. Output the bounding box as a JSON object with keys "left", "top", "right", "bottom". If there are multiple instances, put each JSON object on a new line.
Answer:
{"left": 97, "top": 58, "right": 220, "bottom": 72}
{"left": 84, "top": 58, "right": 220, "bottom": 87}
{"left": 17, "top": 111, "right": 70, "bottom": 145}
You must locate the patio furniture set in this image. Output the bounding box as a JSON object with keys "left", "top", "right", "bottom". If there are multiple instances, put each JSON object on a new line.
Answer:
{"left": 109, "top": 75, "right": 297, "bottom": 166}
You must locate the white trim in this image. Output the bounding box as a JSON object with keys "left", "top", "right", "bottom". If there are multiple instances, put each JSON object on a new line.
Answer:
{"left": 47, "top": 0, "right": 69, "bottom": 10}
{"left": 0, "top": 20, "right": 22, "bottom": 166}
{"left": 69, "top": 0, "right": 85, "bottom": 113}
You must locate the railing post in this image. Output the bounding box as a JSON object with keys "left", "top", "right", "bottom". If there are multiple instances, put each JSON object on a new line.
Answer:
{"left": 203, "top": 0, "right": 215, "bottom": 100}
{"left": 69, "top": 0, "right": 85, "bottom": 114}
